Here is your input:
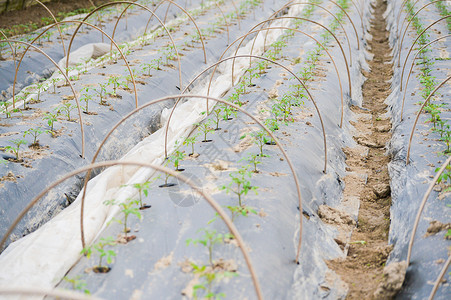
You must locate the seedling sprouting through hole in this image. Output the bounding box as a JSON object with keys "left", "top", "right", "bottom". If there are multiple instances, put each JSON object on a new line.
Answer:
{"left": 159, "top": 159, "right": 177, "bottom": 188}
{"left": 240, "top": 153, "right": 262, "bottom": 173}
{"left": 43, "top": 111, "right": 59, "bottom": 133}
{"left": 191, "top": 262, "right": 237, "bottom": 300}
{"left": 170, "top": 149, "right": 186, "bottom": 171}
{"left": 186, "top": 229, "right": 237, "bottom": 299}
{"left": 220, "top": 165, "right": 258, "bottom": 207}
{"left": 220, "top": 104, "right": 236, "bottom": 121}
{"left": 81, "top": 236, "right": 116, "bottom": 273}
{"left": 63, "top": 276, "right": 90, "bottom": 295}
{"left": 183, "top": 134, "right": 198, "bottom": 156}
{"left": 241, "top": 129, "right": 271, "bottom": 157}
{"left": 196, "top": 119, "right": 215, "bottom": 142}
{"left": 4, "top": 139, "right": 27, "bottom": 161}
{"left": 93, "top": 83, "right": 108, "bottom": 105}
{"left": 23, "top": 127, "right": 49, "bottom": 147}
{"left": 186, "top": 228, "right": 232, "bottom": 268}
{"left": 57, "top": 103, "right": 76, "bottom": 121}
{"left": 80, "top": 90, "right": 94, "bottom": 114}
{"left": 104, "top": 198, "right": 142, "bottom": 242}
{"left": 130, "top": 180, "right": 156, "bottom": 210}
{"left": 211, "top": 107, "right": 223, "bottom": 130}
{"left": 108, "top": 76, "right": 121, "bottom": 96}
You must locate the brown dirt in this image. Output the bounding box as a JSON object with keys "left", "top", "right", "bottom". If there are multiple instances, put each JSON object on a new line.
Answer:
{"left": 326, "top": 0, "right": 397, "bottom": 299}
{"left": 0, "top": 0, "right": 113, "bottom": 37}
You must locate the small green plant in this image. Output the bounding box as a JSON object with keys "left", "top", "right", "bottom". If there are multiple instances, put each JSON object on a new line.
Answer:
{"left": 108, "top": 76, "right": 121, "bottom": 95}
{"left": 183, "top": 135, "right": 198, "bottom": 156}
{"left": 57, "top": 103, "right": 76, "bottom": 121}
{"left": 220, "top": 104, "right": 236, "bottom": 121}
{"left": 141, "top": 61, "right": 160, "bottom": 76}
{"left": 43, "top": 111, "right": 58, "bottom": 132}
{"left": 50, "top": 77, "right": 59, "bottom": 93}
{"left": 63, "top": 276, "right": 90, "bottom": 295}
{"left": 220, "top": 165, "right": 258, "bottom": 207}
{"left": 170, "top": 149, "right": 186, "bottom": 171}
{"left": 196, "top": 119, "right": 214, "bottom": 142}
{"left": 159, "top": 159, "right": 176, "bottom": 188}
{"left": 130, "top": 181, "right": 154, "bottom": 209}
{"left": 212, "top": 107, "right": 222, "bottom": 130}
{"left": 4, "top": 139, "right": 27, "bottom": 160}
{"left": 81, "top": 93, "right": 93, "bottom": 114}
{"left": 81, "top": 236, "right": 117, "bottom": 273}
{"left": 23, "top": 127, "right": 49, "bottom": 146}
{"left": 439, "top": 124, "right": 451, "bottom": 154}
{"left": 104, "top": 198, "right": 142, "bottom": 241}
{"left": 93, "top": 83, "right": 108, "bottom": 105}
{"left": 191, "top": 262, "right": 236, "bottom": 300}
{"left": 1, "top": 102, "right": 10, "bottom": 118}
{"left": 226, "top": 205, "right": 257, "bottom": 222}
{"left": 241, "top": 153, "right": 262, "bottom": 173}
{"left": 35, "top": 81, "right": 45, "bottom": 102}
{"left": 186, "top": 229, "right": 232, "bottom": 267}
{"left": 241, "top": 129, "right": 270, "bottom": 157}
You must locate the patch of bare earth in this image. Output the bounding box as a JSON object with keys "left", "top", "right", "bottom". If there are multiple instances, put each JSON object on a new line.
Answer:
{"left": 326, "top": 0, "right": 401, "bottom": 299}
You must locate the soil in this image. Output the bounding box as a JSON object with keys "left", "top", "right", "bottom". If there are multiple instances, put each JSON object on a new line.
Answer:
{"left": 0, "top": 0, "right": 113, "bottom": 37}
{"left": 92, "top": 265, "right": 110, "bottom": 273}
{"left": 326, "top": 0, "right": 399, "bottom": 299}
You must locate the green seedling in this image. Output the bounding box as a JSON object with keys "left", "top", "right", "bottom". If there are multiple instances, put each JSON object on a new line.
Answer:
{"left": 170, "top": 149, "right": 186, "bottom": 171}
{"left": 43, "top": 111, "right": 58, "bottom": 132}
{"left": 256, "top": 60, "right": 268, "bottom": 75}
{"left": 240, "top": 153, "right": 262, "bottom": 173}
{"left": 241, "top": 129, "right": 270, "bottom": 157}
{"left": 50, "top": 77, "right": 59, "bottom": 93}
{"left": 191, "top": 262, "right": 236, "bottom": 300}
{"left": 0, "top": 102, "right": 10, "bottom": 118}
{"left": 435, "top": 162, "right": 451, "bottom": 188}
{"left": 23, "top": 127, "right": 49, "bottom": 146}
{"left": 226, "top": 204, "right": 257, "bottom": 222}
{"left": 264, "top": 118, "right": 279, "bottom": 132}
{"left": 186, "top": 228, "right": 232, "bottom": 267}
{"left": 227, "top": 92, "right": 244, "bottom": 107}
{"left": 93, "top": 83, "right": 107, "bottom": 105}
{"left": 196, "top": 119, "right": 214, "bottom": 142}
{"left": 183, "top": 135, "right": 198, "bottom": 156}
{"left": 63, "top": 276, "right": 90, "bottom": 295}
{"left": 220, "top": 104, "right": 236, "bottom": 121}
{"left": 81, "top": 93, "right": 93, "bottom": 114}
{"left": 220, "top": 165, "right": 258, "bottom": 207}
{"left": 131, "top": 180, "right": 153, "bottom": 209}
{"left": 57, "top": 102, "right": 76, "bottom": 121}
{"left": 81, "top": 236, "right": 116, "bottom": 273}
{"left": 108, "top": 76, "right": 121, "bottom": 95}
{"left": 141, "top": 62, "right": 157, "bottom": 76}
{"left": 439, "top": 124, "right": 451, "bottom": 154}
{"left": 104, "top": 198, "right": 142, "bottom": 241}
{"left": 212, "top": 107, "right": 222, "bottom": 130}
{"left": 244, "top": 67, "right": 260, "bottom": 86}
{"left": 4, "top": 139, "right": 27, "bottom": 160}
{"left": 159, "top": 159, "right": 176, "bottom": 188}
{"left": 35, "top": 81, "right": 45, "bottom": 102}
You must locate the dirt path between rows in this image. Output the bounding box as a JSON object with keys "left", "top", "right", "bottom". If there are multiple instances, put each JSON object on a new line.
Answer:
{"left": 327, "top": 0, "right": 397, "bottom": 298}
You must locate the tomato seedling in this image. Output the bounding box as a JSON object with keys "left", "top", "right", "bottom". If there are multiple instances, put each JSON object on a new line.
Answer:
{"left": 81, "top": 236, "right": 117, "bottom": 273}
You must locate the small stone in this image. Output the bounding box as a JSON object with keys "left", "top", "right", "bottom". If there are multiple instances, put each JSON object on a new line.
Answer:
{"left": 372, "top": 183, "right": 391, "bottom": 198}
